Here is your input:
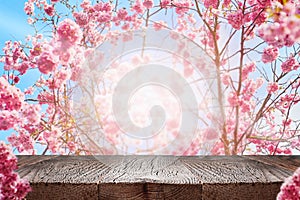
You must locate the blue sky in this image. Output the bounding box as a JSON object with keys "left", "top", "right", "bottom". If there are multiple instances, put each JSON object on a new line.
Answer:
{"left": 0, "top": 1, "right": 32, "bottom": 44}
{"left": 0, "top": 0, "right": 299, "bottom": 155}
{"left": 0, "top": 0, "right": 35, "bottom": 80}
{"left": 0, "top": 1, "right": 33, "bottom": 143}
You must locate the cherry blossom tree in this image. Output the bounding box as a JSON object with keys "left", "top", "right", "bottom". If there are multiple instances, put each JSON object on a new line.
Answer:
{"left": 3, "top": 0, "right": 299, "bottom": 155}
{"left": 1, "top": 0, "right": 300, "bottom": 197}
{"left": 0, "top": 142, "right": 31, "bottom": 199}
{"left": 278, "top": 167, "right": 300, "bottom": 199}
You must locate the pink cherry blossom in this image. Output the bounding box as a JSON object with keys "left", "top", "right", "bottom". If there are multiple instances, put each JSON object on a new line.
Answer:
{"left": 221, "top": 73, "right": 231, "bottom": 85}
{"left": 30, "top": 43, "right": 43, "bottom": 56}
{"left": 239, "top": 100, "right": 251, "bottom": 113}
{"left": 0, "top": 77, "right": 24, "bottom": 111}
{"left": 228, "top": 92, "right": 239, "bottom": 106}
{"left": 227, "top": 10, "right": 244, "bottom": 30}
{"left": 21, "top": 103, "right": 41, "bottom": 126}
{"left": 16, "top": 62, "right": 30, "bottom": 75}
{"left": 283, "top": 119, "right": 292, "bottom": 127}
{"left": 0, "top": 111, "right": 19, "bottom": 131}
{"left": 24, "top": 1, "right": 34, "bottom": 15}
{"left": 8, "top": 131, "right": 34, "bottom": 153}
{"left": 204, "top": 0, "right": 218, "bottom": 9}
{"left": 242, "top": 62, "right": 255, "bottom": 80}
{"left": 24, "top": 87, "right": 35, "bottom": 95}
{"left": 46, "top": 69, "right": 71, "bottom": 89}
{"left": 0, "top": 0, "right": 300, "bottom": 190}
{"left": 258, "top": 23, "right": 286, "bottom": 47}
{"left": 160, "top": 0, "right": 171, "bottom": 8}
{"left": 43, "top": 127, "right": 62, "bottom": 153}
{"left": 278, "top": 167, "right": 300, "bottom": 199}
{"left": 292, "top": 79, "right": 300, "bottom": 89}
{"left": 131, "top": 0, "right": 145, "bottom": 14}
{"left": 37, "top": 91, "right": 55, "bottom": 104}
{"left": 250, "top": 7, "right": 267, "bottom": 25}
{"left": 184, "top": 63, "right": 194, "bottom": 77}
{"left": 80, "top": 0, "right": 91, "bottom": 10}
{"left": 281, "top": 57, "right": 299, "bottom": 73}
{"left": 37, "top": 51, "right": 58, "bottom": 74}
{"left": 267, "top": 82, "right": 279, "bottom": 93}
{"left": 117, "top": 9, "right": 128, "bottom": 20}
{"left": 257, "top": 0, "right": 271, "bottom": 7}
{"left": 73, "top": 12, "right": 88, "bottom": 27}
{"left": 174, "top": 2, "right": 190, "bottom": 15}
{"left": 13, "top": 76, "right": 20, "bottom": 84}
{"left": 262, "top": 46, "right": 279, "bottom": 63}
{"left": 258, "top": 1, "right": 300, "bottom": 47}
{"left": 223, "top": 0, "right": 231, "bottom": 7}
{"left": 143, "top": 0, "right": 153, "bottom": 9}
{"left": 57, "top": 19, "right": 83, "bottom": 45}
{"left": 0, "top": 142, "right": 31, "bottom": 199}
{"left": 44, "top": 3, "right": 55, "bottom": 16}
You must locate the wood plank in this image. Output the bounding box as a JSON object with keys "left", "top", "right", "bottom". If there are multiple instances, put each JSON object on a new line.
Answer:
{"left": 17, "top": 156, "right": 101, "bottom": 200}
{"left": 26, "top": 183, "right": 98, "bottom": 200}
{"left": 180, "top": 156, "right": 296, "bottom": 199}
{"left": 246, "top": 155, "right": 300, "bottom": 171}
{"left": 94, "top": 155, "right": 199, "bottom": 184}
{"left": 16, "top": 155, "right": 300, "bottom": 200}
{"left": 202, "top": 182, "right": 281, "bottom": 200}
{"left": 98, "top": 183, "right": 201, "bottom": 200}
{"left": 180, "top": 156, "right": 292, "bottom": 183}
{"left": 17, "top": 156, "right": 107, "bottom": 184}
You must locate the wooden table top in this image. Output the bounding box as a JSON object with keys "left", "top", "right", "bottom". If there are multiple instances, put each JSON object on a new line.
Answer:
{"left": 17, "top": 155, "right": 300, "bottom": 200}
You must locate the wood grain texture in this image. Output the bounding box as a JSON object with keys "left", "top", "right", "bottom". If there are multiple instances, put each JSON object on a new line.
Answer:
{"left": 98, "top": 183, "right": 201, "bottom": 200}
{"left": 16, "top": 155, "right": 300, "bottom": 200}
{"left": 26, "top": 183, "right": 98, "bottom": 200}
{"left": 202, "top": 182, "right": 281, "bottom": 200}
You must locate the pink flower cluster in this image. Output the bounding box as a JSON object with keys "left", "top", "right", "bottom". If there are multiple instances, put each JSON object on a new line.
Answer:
{"left": 281, "top": 57, "right": 299, "bottom": 73}
{"left": 258, "top": 2, "right": 300, "bottom": 47}
{"left": 160, "top": 0, "right": 171, "bottom": 8}
{"left": 0, "top": 111, "right": 19, "bottom": 131}
{"left": 278, "top": 167, "right": 300, "bottom": 199}
{"left": 174, "top": 1, "right": 191, "bottom": 16}
{"left": 5, "top": 0, "right": 297, "bottom": 162}
{"left": 225, "top": 1, "right": 269, "bottom": 32}
{"left": 0, "top": 77, "right": 24, "bottom": 111}
{"left": 40, "top": 127, "right": 62, "bottom": 153}
{"left": 24, "top": 0, "right": 56, "bottom": 17}
{"left": 204, "top": 0, "right": 218, "bottom": 9}
{"left": 131, "top": 0, "right": 145, "bottom": 14}
{"left": 242, "top": 62, "right": 256, "bottom": 81}
{"left": 8, "top": 131, "right": 34, "bottom": 153}
{"left": 0, "top": 142, "right": 31, "bottom": 199}
{"left": 227, "top": 10, "right": 244, "bottom": 30}
{"left": 227, "top": 78, "right": 263, "bottom": 114}
{"left": 24, "top": 1, "right": 34, "bottom": 15}
{"left": 57, "top": 19, "right": 82, "bottom": 46}
{"left": 29, "top": 19, "right": 83, "bottom": 75}
{"left": 0, "top": 76, "right": 40, "bottom": 152}
{"left": 2, "top": 41, "right": 29, "bottom": 75}
{"left": 37, "top": 51, "right": 58, "bottom": 74}
{"left": 248, "top": 123, "right": 295, "bottom": 155}
{"left": 44, "top": 3, "right": 55, "bottom": 17}
{"left": 143, "top": 0, "right": 154, "bottom": 9}
{"left": 73, "top": 0, "right": 142, "bottom": 46}
{"left": 262, "top": 46, "right": 279, "bottom": 63}
{"left": 267, "top": 82, "right": 279, "bottom": 94}
{"left": 277, "top": 94, "right": 300, "bottom": 111}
